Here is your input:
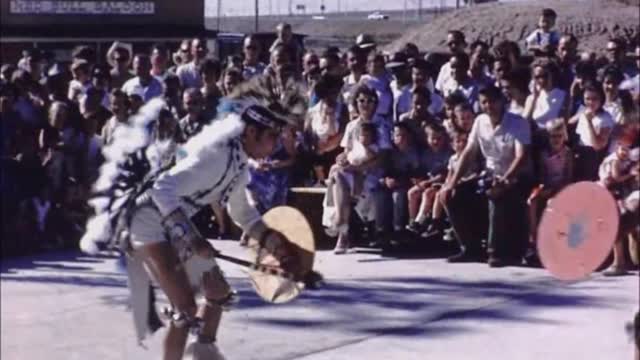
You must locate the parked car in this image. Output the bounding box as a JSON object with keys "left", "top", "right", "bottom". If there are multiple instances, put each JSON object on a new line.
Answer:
{"left": 367, "top": 11, "right": 389, "bottom": 20}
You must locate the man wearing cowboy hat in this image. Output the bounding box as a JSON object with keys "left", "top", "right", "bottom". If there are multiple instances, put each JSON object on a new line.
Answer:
{"left": 355, "top": 33, "right": 377, "bottom": 55}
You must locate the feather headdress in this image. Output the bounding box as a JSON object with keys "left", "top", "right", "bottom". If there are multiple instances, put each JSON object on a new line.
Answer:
{"left": 80, "top": 76, "right": 308, "bottom": 255}
{"left": 80, "top": 98, "right": 167, "bottom": 254}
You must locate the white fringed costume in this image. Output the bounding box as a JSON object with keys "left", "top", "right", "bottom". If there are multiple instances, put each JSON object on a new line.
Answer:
{"left": 80, "top": 77, "right": 307, "bottom": 345}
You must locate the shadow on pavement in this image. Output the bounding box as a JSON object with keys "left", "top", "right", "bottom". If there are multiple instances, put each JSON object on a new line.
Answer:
{"left": 231, "top": 275, "right": 606, "bottom": 339}
{"left": 0, "top": 251, "right": 616, "bottom": 343}
{"left": 1, "top": 250, "right": 116, "bottom": 274}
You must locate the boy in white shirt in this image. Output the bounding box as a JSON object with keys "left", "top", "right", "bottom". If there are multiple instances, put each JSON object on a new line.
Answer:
{"left": 525, "top": 8, "right": 560, "bottom": 56}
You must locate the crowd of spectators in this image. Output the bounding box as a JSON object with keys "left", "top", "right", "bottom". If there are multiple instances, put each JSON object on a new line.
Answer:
{"left": 2, "top": 10, "right": 639, "bottom": 275}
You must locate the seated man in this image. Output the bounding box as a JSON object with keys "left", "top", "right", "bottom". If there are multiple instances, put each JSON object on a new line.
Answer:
{"left": 440, "top": 85, "right": 532, "bottom": 267}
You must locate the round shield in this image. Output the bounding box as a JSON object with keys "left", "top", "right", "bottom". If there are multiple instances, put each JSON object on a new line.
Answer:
{"left": 248, "top": 206, "right": 315, "bottom": 303}
{"left": 537, "top": 181, "right": 619, "bottom": 281}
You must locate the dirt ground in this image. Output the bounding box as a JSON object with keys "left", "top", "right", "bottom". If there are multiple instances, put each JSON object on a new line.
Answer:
{"left": 209, "top": 0, "right": 639, "bottom": 54}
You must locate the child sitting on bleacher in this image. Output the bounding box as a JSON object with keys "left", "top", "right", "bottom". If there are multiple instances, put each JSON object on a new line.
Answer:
{"left": 452, "top": 102, "right": 475, "bottom": 133}
{"left": 442, "top": 92, "right": 468, "bottom": 136}
{"left": 420, "top": 129, "right": 480, "bottom": 238}
{"left": 527, "top": 119, "right": 574, "bottom": 260}
{"left": 406, "top": 123, "right": 452, "bottom": 234}
{"left": 377, "top": 122, "right": 422, "bottom": 234}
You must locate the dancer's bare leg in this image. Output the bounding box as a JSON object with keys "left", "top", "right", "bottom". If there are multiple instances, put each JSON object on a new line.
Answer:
{"left": 197, "top": 269, "right": 229, "bottom": 342}
{"left": 139, "top": 242, "right": 197, "bottom": 360}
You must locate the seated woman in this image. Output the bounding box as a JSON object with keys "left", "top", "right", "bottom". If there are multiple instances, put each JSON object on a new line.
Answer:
{"left": 322, "top": 85, "right": 392, "bottom": 254}
{"left": 304, "top": 74, "right": 348, "bottom": 185}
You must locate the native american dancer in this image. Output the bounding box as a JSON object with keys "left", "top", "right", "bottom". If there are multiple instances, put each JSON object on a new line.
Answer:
{"left": 80, "top": 77, "right": 307, "bottom": 360}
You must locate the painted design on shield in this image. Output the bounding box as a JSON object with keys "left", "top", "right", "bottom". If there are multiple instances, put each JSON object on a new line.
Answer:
{"left": 567, "top": 214, "right": 587, "bottom": 249}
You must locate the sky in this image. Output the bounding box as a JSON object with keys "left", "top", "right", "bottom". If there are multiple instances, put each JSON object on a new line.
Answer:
{"left": 204, "top": 0, "right": 516, "bottom": 17}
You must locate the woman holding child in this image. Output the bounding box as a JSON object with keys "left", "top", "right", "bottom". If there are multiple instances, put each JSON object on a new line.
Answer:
{"left": 322, "top": 85, "right": 392, "bottom": 254}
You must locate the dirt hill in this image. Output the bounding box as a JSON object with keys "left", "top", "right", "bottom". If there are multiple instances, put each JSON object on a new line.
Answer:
{"left": 386, "top": 0, "right": 640, "bottom": 53}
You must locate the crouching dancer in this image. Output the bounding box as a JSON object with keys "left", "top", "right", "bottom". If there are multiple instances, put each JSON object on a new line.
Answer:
{"left": 81, "top": 79, "right": 307, "bottom": 360}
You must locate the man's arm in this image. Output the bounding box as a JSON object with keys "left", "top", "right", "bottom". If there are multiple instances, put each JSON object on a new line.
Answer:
{"left": 227, "top": 181, "right": 268, "bottom": 242}
{"left": 502, "top": 141, "right": 528, "bottom": 183}
{"left": 447, "top": 118, "right": 481, "bottom": 186}
{"left": 502, "top": 117, "right": 531, "bottom": 183}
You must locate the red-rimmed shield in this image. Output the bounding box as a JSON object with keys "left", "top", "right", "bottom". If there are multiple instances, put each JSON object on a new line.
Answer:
{"left": 537, "top": 181, "right": 619, "bottom": 281}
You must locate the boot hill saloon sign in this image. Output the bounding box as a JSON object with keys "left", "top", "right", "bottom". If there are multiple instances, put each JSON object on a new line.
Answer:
{"left": 9, "top": 0, "right": 155, "bottom": 14}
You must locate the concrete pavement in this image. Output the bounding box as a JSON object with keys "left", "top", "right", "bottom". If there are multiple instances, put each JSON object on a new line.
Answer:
{"left": 1, "top": 240, "right": 638, "bottom": 360}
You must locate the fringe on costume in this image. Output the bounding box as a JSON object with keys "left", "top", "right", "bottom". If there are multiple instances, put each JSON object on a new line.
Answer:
{"left": 80, "top": 98, "right": 166, "bottom": 254}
